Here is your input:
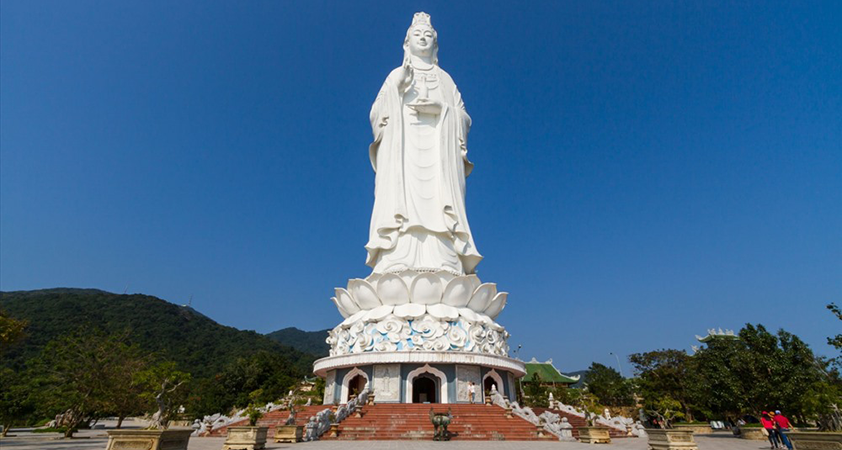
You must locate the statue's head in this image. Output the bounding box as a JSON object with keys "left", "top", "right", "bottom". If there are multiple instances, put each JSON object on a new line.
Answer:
{"left": 404, "top": 12, "right": 438, "bottom": 65}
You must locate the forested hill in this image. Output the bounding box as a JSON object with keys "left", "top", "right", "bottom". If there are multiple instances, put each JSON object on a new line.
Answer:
{"left": 0, "top": 288, "right": 316, "bottom": 378}
{"left": 265, "top": 327, "right": 330, "bottom": 357}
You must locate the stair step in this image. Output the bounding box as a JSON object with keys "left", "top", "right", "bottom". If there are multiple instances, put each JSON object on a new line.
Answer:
{"left": 321, "top": 404, "right": 556, "bottom": 441}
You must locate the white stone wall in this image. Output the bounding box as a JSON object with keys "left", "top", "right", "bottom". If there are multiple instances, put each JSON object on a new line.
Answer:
{"left": 455, "top": 365, "right": 481, "bottom": 402}
{"left": 323, "top": 371, "right": 336, "bottom": 405}
{"left": 373, "top": 364, "right": 401, "bottom": 402}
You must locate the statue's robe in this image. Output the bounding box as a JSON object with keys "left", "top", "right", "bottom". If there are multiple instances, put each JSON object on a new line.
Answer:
{"left": 365, "top": 66, "right": 482, "bottom": 275}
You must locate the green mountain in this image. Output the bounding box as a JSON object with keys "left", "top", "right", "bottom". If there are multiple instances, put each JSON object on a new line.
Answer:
{"left": 0, "top": 288, "right": 316, "bottom": 379}
{"left": 265, "top": 327, "right": 330, "bottom": 357}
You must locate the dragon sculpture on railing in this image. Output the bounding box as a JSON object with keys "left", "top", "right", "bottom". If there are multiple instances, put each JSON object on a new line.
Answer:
{"left": 303, "top": 385, "right": 372, "bottom": 441}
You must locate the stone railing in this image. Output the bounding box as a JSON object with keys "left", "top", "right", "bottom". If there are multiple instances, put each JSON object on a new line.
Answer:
{"left": 192, "top": 401, "right": 285, "bottom": 436}
{"left": 547, "top": 399, "right": 642, "bottom": 436}
{"left": 490, "top": 391, "right": 574, "bottom": 441}
{"left": 491, "top": 392, "right": 646, "bottom": 439}
{"left": 303, "top": 387, "right": 372, "bottom": 441}
{"left": 303, "top": 408, "right": 332, "bottom": 441}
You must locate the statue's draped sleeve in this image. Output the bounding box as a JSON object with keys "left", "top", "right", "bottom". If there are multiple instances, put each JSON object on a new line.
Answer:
{"left": 366, "top": 69, "right": 407, "bottom": 267}
{"left": 450, "top": 75, "right": 474, "bottom": 177}
{"left": 437, "top": 70, "right": 481, "bottom": 273}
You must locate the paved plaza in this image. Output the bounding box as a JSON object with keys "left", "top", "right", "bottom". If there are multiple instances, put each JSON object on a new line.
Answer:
{"left": 0, "top": 425, "right": 773, "bottom": 450}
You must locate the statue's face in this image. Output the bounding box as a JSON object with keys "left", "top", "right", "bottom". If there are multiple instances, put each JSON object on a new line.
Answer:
{"left": 408, "top": 25, "right": 435, "bottom": 57}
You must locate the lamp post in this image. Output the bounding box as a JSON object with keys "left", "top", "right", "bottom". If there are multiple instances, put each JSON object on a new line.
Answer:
{"left": 514, "top": 345, "right": 524, "bottom": 403}
{"left": 609, "top": 352, "right": 624, "bottom": 378}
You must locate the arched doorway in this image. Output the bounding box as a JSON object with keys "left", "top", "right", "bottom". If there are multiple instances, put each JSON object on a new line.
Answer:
{"left": 483, "top": 376, "right": 496, "bottom": 395}
{"left": 483, "top": 369, "right": 504, "bottom": 398}
{"left": 340, "top": 367, "right": 370, "bottom": 404}
{"left": 348, "top": 374, "right": 366, "bottom": 398}
{"left": 412, "top": 374, "right": 438, "bottom": 403}
{"left": 405, "top": 364, "right": 448, "bottom": 403}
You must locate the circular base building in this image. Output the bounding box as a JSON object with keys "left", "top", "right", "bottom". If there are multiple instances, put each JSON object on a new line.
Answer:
{"left": 316, "top": 270, "right": 525, "bottom": 404}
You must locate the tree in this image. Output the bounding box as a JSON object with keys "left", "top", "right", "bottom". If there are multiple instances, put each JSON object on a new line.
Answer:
{"left": 103, "top": 341, "right": 154, "bottom": 428}
{"left": 0, "top": 311, "right": 31, "bottom": 436}
{"left": 828, "top": 304, "right": 842, "bottom": 360}
{"left": 0, "top": 368, "right": 35, "bottom": 436}
{"left": 686, "top": 336, "right": 745, "bottom": 418}
{"left": 30, "top": 329, "right": 169, "bottom": 437}
{"left": 576, "top": 388, "right": 603, "bottom": 426}
{"left": 646, "top": 396, "right": 685, "bottom": 429}
{"left": 522, "top": 372, "right": 549, "bottom": 407}
{"left": 584, "top": 362, "right": 634, "bottom": 407}
{"left": 0, "top": 309, "right": 27, "bottom": 354}
{"left": 629, "top": 349, "right": 695, "bottom": 422}
{"left": 137, "top": 362, "right": 190, "bottom": 430}
{"left": 820, "top": 303, "right": 842, "bottom": 431}
{"left": 550, "top": 385, "right": 582, "bottom": 406}
{"left": 35, "top": 330, "right": 118, "bottom": 437}
{"left": 685, "top": 323, "right": 841, "bottom": 427}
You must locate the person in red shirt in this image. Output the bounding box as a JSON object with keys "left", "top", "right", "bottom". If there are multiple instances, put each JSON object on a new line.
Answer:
{"left": 773, "top": 410, "right": 793, "bottom": 450}
{"left": 760, "top": 411, "right": 782, "bottom": 449}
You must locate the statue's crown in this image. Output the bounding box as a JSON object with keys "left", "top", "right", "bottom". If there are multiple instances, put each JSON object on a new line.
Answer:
{"left": 411, "top": 12, "right": 432, "bottom": 28}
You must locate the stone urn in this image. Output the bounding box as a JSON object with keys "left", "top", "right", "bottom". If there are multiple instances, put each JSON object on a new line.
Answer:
{"left": 274, "top": 425, "right": 303, "bottom": 443}
{"left": 738, "top": 426, "right": 767, "bottom": 440}
{"left": 106, "top": 428, "right": 192, "bottom": 450}
{"left": 646, "top": 428, "right": 699, "bottom": 450}
{"left": 222, "top": 426, "right": 269, "bottom": 450}
{"left": 672, "top": 424, "right": 713, "bottom": 435}
{"left": 578, "top": 426, "right": 611, "bottom": 444}
{"left": 788, "top": 431, "right": 842, "bottom": 450}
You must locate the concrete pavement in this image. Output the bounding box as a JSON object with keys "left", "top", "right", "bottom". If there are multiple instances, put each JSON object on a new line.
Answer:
{"left": 0, "top": 427, "right": 772, "bottom": 450}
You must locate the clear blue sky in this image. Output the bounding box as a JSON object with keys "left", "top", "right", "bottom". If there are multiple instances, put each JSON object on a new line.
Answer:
{"left": 2, "top": 1, "right": 840, "bottom": 372}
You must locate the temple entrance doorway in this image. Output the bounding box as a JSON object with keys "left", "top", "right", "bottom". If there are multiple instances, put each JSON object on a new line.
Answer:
{"left": 483, "top": 376, "right": 496, "bottom": 395}
{"left": 348, "top": 374, "right": 366, "bottom": 398}
{"left": 412, "top": 374, "right": 438, "bottom": 403}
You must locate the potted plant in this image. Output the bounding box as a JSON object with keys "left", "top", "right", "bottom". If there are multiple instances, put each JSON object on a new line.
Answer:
{"left": 106, "top": 363, "right": 192, "bottom": 450}
{"left": 275, "top": 397, "right": 304, "bottom": 443}
{"left": 223, "top": 403, "right": 269, "bottom": 450}
{"left": 576, "top": 390, "right": 612, "bottom": 444}
{"left": 646, "top": 428, "right": 699, "bottom": 450}
{"left": 788, "top": 431, "right": 842, "bottom": 449}
{"left": 735, "top": 423, "right": 767, "bottom": 440}
{"left": 671, "top": 421, "right": 713, "bottom": 434}
{"left": 641, "top": 398, "right": 700, "bottom": 450}
{"left": 275, "top": 419, "right": 304, "bottom": 443}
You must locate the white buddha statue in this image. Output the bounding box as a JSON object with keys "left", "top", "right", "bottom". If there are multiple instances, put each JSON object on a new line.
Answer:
{"left": 365, "top": 12, "right": 482, "bottom": 276}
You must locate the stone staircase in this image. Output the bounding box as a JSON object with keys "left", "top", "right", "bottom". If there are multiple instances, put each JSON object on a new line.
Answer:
{"left": 532, "top": 407, "right": 629, "bottom": 439}
{"left": 322, "top": 403, "right": 555, "bottom": 441}
{"left": 206, "top": 405, "right": 328, "bottom": 438}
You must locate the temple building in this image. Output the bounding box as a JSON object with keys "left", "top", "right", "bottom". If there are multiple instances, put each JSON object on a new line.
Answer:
{"left": 522, "top": 358, "right": 581, "bottom": 389}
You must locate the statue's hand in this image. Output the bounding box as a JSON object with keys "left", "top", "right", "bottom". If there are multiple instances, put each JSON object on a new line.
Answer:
{"left": 406, "top": 97, "right": 442, "bottom": 115}
{"left": 399, "top": 62, "right": 414, "bottom": 93}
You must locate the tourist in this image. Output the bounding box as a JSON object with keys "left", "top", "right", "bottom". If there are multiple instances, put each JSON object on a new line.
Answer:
{"left": 760, "top": 411, "right": 781, "bottom": 449}
{"left": 773, "top": 410, "right": 794, "bottom": 450}
{"left": 468, "top": 382, "right": 476, "bottom": 404}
